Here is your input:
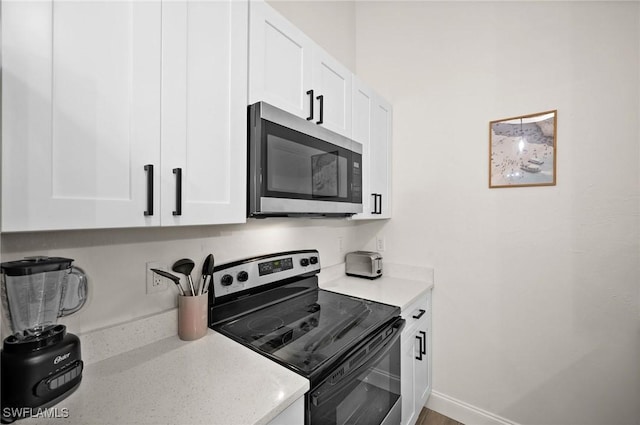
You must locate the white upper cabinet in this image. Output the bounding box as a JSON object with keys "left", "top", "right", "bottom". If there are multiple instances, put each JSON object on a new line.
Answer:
{"left": 161, "top": 0, "right": 247, "bottom": 226}
{"left": 248, "top": 0, "right": 313, "bottom": 119}
{"left": 352, "top": 79, "right": 374, "bottom": 217}
{"left": 1, "top": 0, "right": 247, "bottom": 232}
{"left": 312, "top": 48, "right": 352, "bottom": 137}
{"left": 2, "top": 1, "right": 162, "bottom": 231}
{"left": 351, "top": 78, "right": 392, "bottom": 219}
{"left": 371, "top": 97, "right": 392, "bottom": 218}
{"left": 249, "top": 0, "right": 352, "bottom": 138}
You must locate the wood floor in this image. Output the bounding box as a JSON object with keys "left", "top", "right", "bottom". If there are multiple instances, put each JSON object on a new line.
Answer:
{"left": 416, "top": 408, "right": 464, "bottom": 425}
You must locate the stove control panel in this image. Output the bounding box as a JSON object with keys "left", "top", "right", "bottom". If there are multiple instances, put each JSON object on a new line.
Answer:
{"left": 211, "top": 250, "right": 321, "bottom": 298}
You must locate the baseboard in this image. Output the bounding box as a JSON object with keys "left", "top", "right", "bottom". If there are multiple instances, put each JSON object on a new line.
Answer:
{"left": 426, "top": 390, "right": 521, "bottom": 425}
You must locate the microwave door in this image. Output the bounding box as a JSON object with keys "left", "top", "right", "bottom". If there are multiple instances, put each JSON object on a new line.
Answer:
{"left": 266, "top": 135, "right": 313, "bottom": 196}
{"left": 264, "top": 126, "right": 350, "bottom": 202}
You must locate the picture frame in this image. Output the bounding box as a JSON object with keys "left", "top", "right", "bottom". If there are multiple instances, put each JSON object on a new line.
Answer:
{"left": 489, "top": 110, "right": 557, "bottom": 188}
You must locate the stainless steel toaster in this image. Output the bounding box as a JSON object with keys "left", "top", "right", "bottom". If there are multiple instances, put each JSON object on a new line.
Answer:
{"left": 345, "top": 251, "right": 383, "bottom": 279}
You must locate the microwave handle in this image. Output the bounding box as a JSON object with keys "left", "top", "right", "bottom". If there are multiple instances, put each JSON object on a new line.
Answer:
{"left": 306, "top": 90, "right": 314, "bottom": 121}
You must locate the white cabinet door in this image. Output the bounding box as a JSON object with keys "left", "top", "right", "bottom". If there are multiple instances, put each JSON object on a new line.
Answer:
{"left": 1, "top": 1, "right": 161, "bottom": 231}
{"left": 351, "top": 78, "right": 392, "bottom": 220}
{"left": 400, "top": 292, "right": 432, "bottom": 425}
{"left": 248, "top": 0, "right": 313, "bottom": 119}
{"left": 248, "top": 0, "right": 352, "bottom": 138}
{"left": 161, "top": 0, "right": 247, "bottom": 226}
{"left": 371, "top": 97, "right": 392, "bottom": 218}
{"left": 266, "top": 397, "right": 304, "bottom": 425}
{"left": 416, "top": 320, "right": 432, "bottom": 407}
{"left": 351, "top": 79, "right": 374, "bottom": 217}
{"left": 312, "top": 48, "right": 352, "bottom": 137}
{"left": 401, "top": 328, "right": 418, "bottom": 425}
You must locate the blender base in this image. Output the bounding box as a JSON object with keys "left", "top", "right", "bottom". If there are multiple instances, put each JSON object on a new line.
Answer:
{"left": 1, "top": 326, "right": 83, "bottom": 423}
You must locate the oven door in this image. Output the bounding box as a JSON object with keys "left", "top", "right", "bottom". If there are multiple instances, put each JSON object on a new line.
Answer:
{"left": 248, "top": 102, "right": 362, "bottom": 217}
{"left": 307, "top": 317, "right": 405, "bottom": 425}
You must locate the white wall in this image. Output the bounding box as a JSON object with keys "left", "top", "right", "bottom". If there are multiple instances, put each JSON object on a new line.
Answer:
{"left": 355, "top": 2, "right": 640, "bottom": 424}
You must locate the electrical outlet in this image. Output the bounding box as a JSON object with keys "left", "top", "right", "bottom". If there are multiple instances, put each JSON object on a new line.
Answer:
{"left": 338, "top": 236, "right": 344, "bottom": 253}
{"left": 146, "top": 262, "right": 168, "bottom": 294}
{"left": 376, "top": 237, "right": 386, "bottom": 252}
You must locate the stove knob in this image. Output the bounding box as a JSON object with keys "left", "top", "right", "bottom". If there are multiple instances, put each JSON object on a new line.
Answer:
{"left": 300, "top": 258, "right": 310, "bottom": 267}
{"left": 309, "top": 256, "right": 318, "bottom": 265}
{"left": 221, "top": 274, "right": 234, "bottom": 286}
{"left": 237, "top": 271, "right": 249, "bottom": 282}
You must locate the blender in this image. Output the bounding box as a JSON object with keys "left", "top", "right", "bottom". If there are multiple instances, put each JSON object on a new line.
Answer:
{"left": 0, "top": 257, "right": 88, "bottom": 423}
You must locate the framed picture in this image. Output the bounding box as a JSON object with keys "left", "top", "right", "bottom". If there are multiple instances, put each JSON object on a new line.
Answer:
{"left": 489, "top": 110, "right": 557, "bottom": 188}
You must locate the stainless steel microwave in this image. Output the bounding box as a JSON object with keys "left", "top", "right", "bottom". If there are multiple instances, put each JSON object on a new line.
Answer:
{"left": 248, "top": 102, "right": 363, "bottom": 218}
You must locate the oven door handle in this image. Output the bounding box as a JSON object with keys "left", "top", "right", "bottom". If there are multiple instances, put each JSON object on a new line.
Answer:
{"left": 310, "top": 317, "right": 405, "bottom": 407}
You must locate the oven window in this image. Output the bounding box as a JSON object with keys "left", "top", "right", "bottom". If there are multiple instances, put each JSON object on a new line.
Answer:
{"left": 309, "top": 335, "right": 401, "bottom": 425}
{"left": 263, "top": 121, "right": 350, "bottom": 201}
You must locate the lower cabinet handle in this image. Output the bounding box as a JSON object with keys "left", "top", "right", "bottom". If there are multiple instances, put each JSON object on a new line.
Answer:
{"left": 419, "top": 330, "right": 427, "bottom": 355}
{"left": 173, "top": 168, "right": 182, "bottom": 216}
{"left": 316, "top": 94, "right": 324, "bottom": 124}
{"left": 415, "top": 335, "right": 423, "bottom": 361}
{"left": 412, "top": 309, "right": 426, "bottom": 320}
{"left": 306, "top": 90, "right": 314, "bottom": 121}
{"left": 144, "top": 164, "right": 154, "bottom": 216}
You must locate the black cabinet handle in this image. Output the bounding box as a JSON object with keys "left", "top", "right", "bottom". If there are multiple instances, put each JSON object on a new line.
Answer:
{"left": 306, "top": 90, "right": 314, "bottom": 121}
{"left": 412, "top": 309, "right": 426, "bottom": 320}
{"left": 419, "top": 330, "right": 427, "bottom": 355}
{"left": 371, "top": 194, "right": 382, "bottom": 215}
{"left": 173, "top": 168, "right": 182, "bottom": 216}
{"left": 316, "top": 94, "right": 324, "bottom": 124}
{"left": 415, "top": 334, "right": 423, "bottom": 361}
{"left": 144, "top": 164, "right": 154, "bottom": 216}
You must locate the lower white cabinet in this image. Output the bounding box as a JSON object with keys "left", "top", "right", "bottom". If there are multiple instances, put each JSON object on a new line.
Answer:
{"left": 267, "top": 396, "right": 304, "bottom": 425}
{"left": 401, "top": 291, "right": 432, "bottom": 425}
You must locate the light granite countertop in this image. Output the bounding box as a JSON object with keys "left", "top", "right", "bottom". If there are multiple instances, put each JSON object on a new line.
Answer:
{"left": 19, "top": 262, "right": 433, "bottom": 425}
{"left": 318, "top": 262, "right": 434, "bottom": 311}
{"left": 20, "top": 330, "right": 309, "bottom": 425}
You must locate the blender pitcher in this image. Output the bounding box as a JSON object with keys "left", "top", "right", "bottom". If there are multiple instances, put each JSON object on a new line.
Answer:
{"left": 1, "top": 257, "right": 88, "bottom": 338}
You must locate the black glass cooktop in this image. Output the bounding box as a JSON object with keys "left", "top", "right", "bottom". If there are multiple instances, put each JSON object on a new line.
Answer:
{"left": 215, "top": 289, "right": 398, "bottom": 377}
